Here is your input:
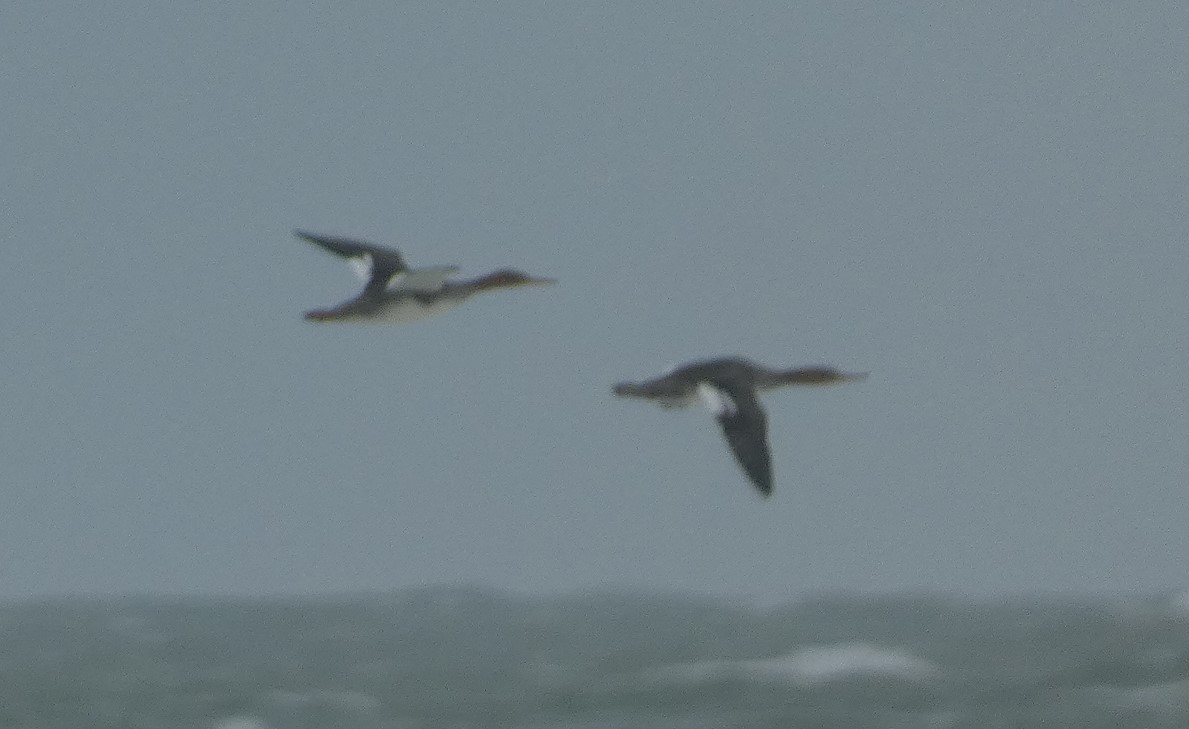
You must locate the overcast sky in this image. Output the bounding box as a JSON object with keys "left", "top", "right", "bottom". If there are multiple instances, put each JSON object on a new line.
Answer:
{"left": 3, "top": 2, "right": 1187, "bottom": 603}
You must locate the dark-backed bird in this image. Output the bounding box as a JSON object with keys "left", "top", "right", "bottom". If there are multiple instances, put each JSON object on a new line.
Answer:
{"left": 295, "top": 230, "right": 555, "bottom": 323}
{"left": 613, "top": 357, "right": 865, "bottom": 497}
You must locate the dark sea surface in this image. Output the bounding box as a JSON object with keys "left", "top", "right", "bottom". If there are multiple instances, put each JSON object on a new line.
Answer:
{"left": 3, "top": 587, "right": 1189, "bottom": 728}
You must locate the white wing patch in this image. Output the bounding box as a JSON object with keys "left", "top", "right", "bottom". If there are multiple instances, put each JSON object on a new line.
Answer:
{"left": 347, "top": 254, "right": 373, "bottom": 282}
{"left": 696, "top": 382, "right": 737, "bottom": 416}
{"left": 387, "top": 265, "right": 460, "bottom": 292}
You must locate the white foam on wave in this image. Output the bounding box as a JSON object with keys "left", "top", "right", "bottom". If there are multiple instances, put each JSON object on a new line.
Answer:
{"left": 646, "top": 642, "right": 939, "bottom": 687}
{"left": 749, "top": 643, "right": 939, "bottom": 685}
{"left": 212, "top": 717, "right": 272, "bottom": 729}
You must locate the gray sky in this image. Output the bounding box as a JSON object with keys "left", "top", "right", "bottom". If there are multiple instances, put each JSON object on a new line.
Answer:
{"left": 3, "top": 2, "right": 1188, "bottom": 603}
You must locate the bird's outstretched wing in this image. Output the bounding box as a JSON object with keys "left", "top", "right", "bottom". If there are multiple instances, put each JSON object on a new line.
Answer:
{"left": 294, "top": 230, "right": 408, "bottom": 293}
{"left": 697, "top": 380, "right": 773, "bottom": 496}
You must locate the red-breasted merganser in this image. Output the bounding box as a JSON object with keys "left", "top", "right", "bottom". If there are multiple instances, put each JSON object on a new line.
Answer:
{"left": 295, "top": 230, "right": 555, "bottom": 323}
{"left": 613, "top": 357, "right": 866, "bottom": 497}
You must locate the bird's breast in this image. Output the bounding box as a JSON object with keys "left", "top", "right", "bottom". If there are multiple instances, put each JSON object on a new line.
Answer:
{"left": 373, "top": 295, "right": 463, "bottom": 323}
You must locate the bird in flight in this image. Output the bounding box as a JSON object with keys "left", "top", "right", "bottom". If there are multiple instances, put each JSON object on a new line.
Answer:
{"left": 614, "top": 357, "right": 865, "bottom": 496}
{"left": 295, "top": 230, "right": 555, "bottom": 323}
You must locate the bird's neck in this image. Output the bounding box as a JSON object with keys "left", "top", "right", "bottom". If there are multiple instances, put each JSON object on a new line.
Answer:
{"left": 762, "top": 367, "right": 844, "bottom": 388}
{"left": 465, "top": 270, "right": 524, "bottom": 292}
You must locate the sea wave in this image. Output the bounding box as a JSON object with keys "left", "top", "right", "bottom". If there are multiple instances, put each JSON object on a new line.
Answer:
{"left": 2, "top": 588, "right": 1188, "bottom": 728}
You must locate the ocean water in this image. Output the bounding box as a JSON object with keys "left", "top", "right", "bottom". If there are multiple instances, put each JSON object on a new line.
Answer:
{"left": 3, "top": 588, "right": 1188, "bottom": 728}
